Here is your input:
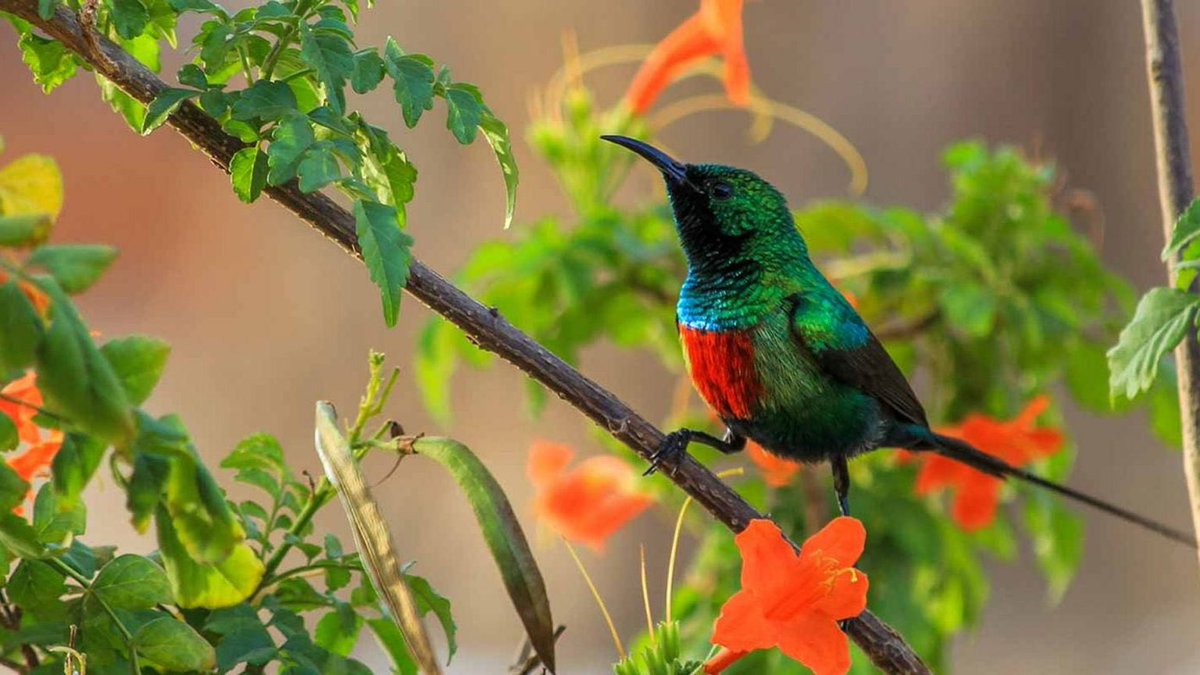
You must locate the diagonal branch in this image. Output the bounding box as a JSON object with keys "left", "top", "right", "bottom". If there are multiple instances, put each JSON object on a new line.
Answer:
{"left": 1140, "top": 0, "right": 1200, "bottom": 569}
{"left": 0, "top": 2, "right": 930, "bottom": 671}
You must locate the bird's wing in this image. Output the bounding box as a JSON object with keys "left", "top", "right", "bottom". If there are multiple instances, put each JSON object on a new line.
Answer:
{"left": 788, "top": 292, "right": 929, "bottom": 427}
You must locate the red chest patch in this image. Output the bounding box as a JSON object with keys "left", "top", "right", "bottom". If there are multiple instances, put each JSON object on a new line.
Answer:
{"left": 679, "top": 327, "right": 763, "bottom": 420}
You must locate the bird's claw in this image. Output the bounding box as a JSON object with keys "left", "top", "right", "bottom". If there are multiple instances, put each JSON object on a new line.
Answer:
{"left": 644, "top": 430, "right": 690, "bottom": 476}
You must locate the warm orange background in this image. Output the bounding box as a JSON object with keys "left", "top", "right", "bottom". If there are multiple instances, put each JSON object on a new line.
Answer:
{"left": 4, "top": 1, "right": 1200, "bottom": 673}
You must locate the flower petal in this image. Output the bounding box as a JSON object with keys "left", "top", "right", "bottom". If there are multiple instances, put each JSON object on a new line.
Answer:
{"left": 711, "top": 589, "right": 775, "bottom": 654}
{"left": 626, "top": 12, "right": 719, "bottom": 113}
{"left": 775, "top": 613, "right": 853, "bottom": 675}
{"left": 735, "top": 519, "right": 797, "bottom": 588}
{"left": 527, "top": 441, "right": 572, "bottom": 488}
{"left": 950, "top": 474, "right": 1002, "bottom": 531}
{"left": 810, "top": 568, "right": 869, "bottom": 620}
{"left": 799, "top": 517, "right": 865, "bottom": 568}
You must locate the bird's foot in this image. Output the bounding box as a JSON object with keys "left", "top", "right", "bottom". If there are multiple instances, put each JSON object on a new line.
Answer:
{"left": 644, "top": 430, "right": 692, "bottom": 476}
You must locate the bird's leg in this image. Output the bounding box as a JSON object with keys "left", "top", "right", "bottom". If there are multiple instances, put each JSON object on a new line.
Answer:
{"left": 830, "top": 455, "right": 851, "bottom": 516}
{"left": 644, "top": 428, "right": 747, "bottom": 476}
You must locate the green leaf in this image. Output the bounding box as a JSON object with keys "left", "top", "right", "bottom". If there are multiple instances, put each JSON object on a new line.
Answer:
{"left": 230, "top": 147, "right": 270, "bottom": 203}
{"left": 367, "top": 618, "right": 418, "bottom": 675}
{"left": 313, "top": 402, "right": 441, "bottom": 672}
{"left": 16, "top": 29, "right": 79, "bottom": 94}
{"left": 8, "top": 560, "right": 64, "bottom": 610}
{"left": 479, "top": 110, "right": 518, "bottom": 228}
{"left": 351, "top": 49, "right": 385, "bottom": 94}
{"left": 206, "top": 604, "right": 277, "bottom": 670}
{"left": 300, "top": 22, "right": 354, "bottom": 115}
{"left": 31, "top": 483, "right": 84, "bottom": 544}
{"left": 141, "top": 87, "right": 197, "bottom": 135}
{"left": 407, "top": 573, "right": 456, "bottom": 658}
{"left": 155, "top": 505, "right": 265, "bottom": 609}
{"left": 267, "top": 114, "right": 316, "bottom": 185}
{"left": 52, "top": 433, "right": 108, "bottom": 504}
{"left": 443, "top": 84, "right": 482, "bottom": 145}
{"left": 382, "top": 39, "right": 435, "bottom": 128}
{"left": 414, "top": 436, "right": 554, "bottom": 672}
{"left": 0, "top": 280, "right": 43, "bottom": 374}
{"left": 938, "top": 283, "right": 996, "bottom": 337}
{"left": 315, "top": 602, "right": 363, "bottom": 656}
{"left": 221, "top": 432, "right": 286, "bottom": 474}
{"left": 92, "top": 554, "right": 172, "bottom": 609}
{"left": 1162, "top": 198, "right": 1200, "bottom": 261}
{"left": 1108, "top": 287, "right": 1200, "bottom": 399}
{"left": 0, "top": 461, "right": 30, "bottom": 512}
{"left": 355, "top": 200, "right": 413, "bottom": 327}
{"left": 383, "top": 152, "right": 417, "bottom": 206}
{"left": 100, "top": 335, "right": 171, "bottom": 406}
{"left": 98, "top": 75, "right": 148, "bottom": 139}
{"left": 134, "top": 615, "right": 217, "bottom": 672}
{"left": 26, "top": 244, "right": 118, "bottom": 293}
{"left": 0, "top": 213, "right": 52, "bottom": 246}
{"left": 109, "top": 0, "right": 149, "bottom": 39}
{"left": 168, "top": 0, "right": 226, "bottom": 15}
{"left": 0, "top": 511, "right": 45, "bottom": 558}
{"left": 0, "top": 414, "right": 15, "bottom": 452}
{"left": 297, "top": 142, "right": 341, "bottom": 193}
{"left": 34, "top": 278, "right": 134, "bottom": 442}
{"left": 232, "top": 80, "right": 299, "bottom": 122}
{"left": 177, "top": 63, "right": 207, "bottom": 89}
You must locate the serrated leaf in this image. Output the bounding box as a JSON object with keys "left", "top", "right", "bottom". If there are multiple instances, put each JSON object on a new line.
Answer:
{"left": 92, "top": 554, "right": 172, "bottom": 609}
{"left": 355, "top": 200, "right": 412, "bottom": 327}
{"left": 141, "top": 87, "right": 197, "bottom": 134}
{"left": 177, "top": 63, "right": 207, "bottom": 89}
{"left": 98, "top": 75, "right": 147, "bottom": 133}
{"left": 134, "top": 615, "right": 217, "bottom": 672}
{"left": 315, "top": 603, "right": 363, "bottom": 656}
{"left": 1162, "top": 198, "right": 1200, "bottom": 261}
{"left": 232, "top": 80, "right": 298, "bottom": 122}
{"left": 352, "top": 50, "right": 385, "bottom": 94}
{"left": 478, "top": 110, "right": 518, "bottom": 228}
{"left": 1108, "top": 287, "right": 1200, "bottom": 399}
{"left": 155, "top": 505, "right": 264, "bottom": 609}
{"left": 230, "top": 147, "right": 269, "bottom": 203}
{"left": 100, "top": 335, "right": 170, "bottom": 406}
{"left": 0, "top": 280, "right": 42, "bottom": 373}
{"left": 0, "top": 462, "right": 30, "bottom": 512}
{"left": 383, "top": 152, "right": 416, "bottom": 206}
{"left": 443, "top": 84, "right": 482, "bottom": 145}
{"left": 313, "top": 402, "right": 441, "bottom": 673}
{"left": 414, "top": 437, "right": 554, "bottom": 672}
{"left": 300, "top": 22, "right": 354, "bottom": 114}
{"left": 34, "top": 278, "right": 134, "bottom": 442}
{"left": 169, "top": 0, "right": 226, "bottom": 15}
{"left": 297, "top": 142, "right": 341, "bottom": 193}
{"left": 110, "top": 0, "right": 149, "bottom": 39}
{"left": 382, "top": 39, "right": 434, "bottom": 128}
{"left": 367, "top": 618, "right": 418, "bottom": 675}
{"left": 15, "top": 29, "right": 79, "bottom": 94}
{"left": 0, "top": 511, "right": 45, "bottom": 558}
{"left": 267, "top": 114, "right": 316, "bottom": 185}
{"left": 407, "top": 573, "right": 456, "bottom": 658}
{"left": 26, "top": 244, "right": 118, "bottom": 294}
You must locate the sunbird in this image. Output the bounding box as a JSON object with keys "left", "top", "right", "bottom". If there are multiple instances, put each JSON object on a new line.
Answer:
{"left": 602, "top": 134, "right": 1196, "bottom": 547}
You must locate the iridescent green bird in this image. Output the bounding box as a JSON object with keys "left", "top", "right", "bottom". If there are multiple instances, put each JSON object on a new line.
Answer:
{"left": 602, "top": 134, "right": 1194, "bottom": 547}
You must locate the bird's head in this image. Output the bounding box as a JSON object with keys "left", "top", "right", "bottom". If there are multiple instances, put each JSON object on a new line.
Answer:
{"left": 601, "top": 135, "right": 806, "bottom": 274}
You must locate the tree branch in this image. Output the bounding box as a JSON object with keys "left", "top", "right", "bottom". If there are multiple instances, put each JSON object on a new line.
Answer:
{"left": 0, "top": 2, "right": 930, "bottom": 671}
{"left": 1140, "top": 0, "right": 1200, "bottom": 569}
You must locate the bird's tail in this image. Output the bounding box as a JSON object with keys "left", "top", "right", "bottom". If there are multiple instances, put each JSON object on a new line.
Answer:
{"left": 924, "top": 431, "right": 1197, "bottom": 548}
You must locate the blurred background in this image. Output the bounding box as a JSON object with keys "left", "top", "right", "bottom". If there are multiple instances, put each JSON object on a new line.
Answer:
{"left": 4, "top": 1, "right": 1200, "bottom": 672}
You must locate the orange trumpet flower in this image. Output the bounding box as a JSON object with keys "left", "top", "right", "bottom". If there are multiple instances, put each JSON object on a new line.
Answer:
{"left": 708, "top": 517, "right": 869, "bottom": 675}
{"left": 527, "top": 441, "right": 653, "bottom": 552}
{"left": 626, "top": 0, "right": 751, "bottom": 114}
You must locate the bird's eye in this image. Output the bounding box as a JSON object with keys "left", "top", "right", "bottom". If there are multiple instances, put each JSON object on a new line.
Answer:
{"left": 711, "top": 181, "right": 734, "bottom": 200}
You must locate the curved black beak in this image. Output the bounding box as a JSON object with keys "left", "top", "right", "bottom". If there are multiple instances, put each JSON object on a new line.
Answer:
{"left": 601, "top": 135, "right": 689, "bottom": 186}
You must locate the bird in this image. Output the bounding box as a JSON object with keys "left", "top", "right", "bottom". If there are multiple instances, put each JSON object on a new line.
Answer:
{"left": 601, "top": 134, "right": 1196, "bottom": 548}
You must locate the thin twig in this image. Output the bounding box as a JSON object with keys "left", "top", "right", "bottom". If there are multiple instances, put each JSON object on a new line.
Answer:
{"left": 0, "top": 3, "right": 931, "bottom": 671}
{"left": 1140, "top": 0, "right": 1200, "bottom": 567}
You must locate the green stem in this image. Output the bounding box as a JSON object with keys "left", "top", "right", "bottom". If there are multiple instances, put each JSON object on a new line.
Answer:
{"left": 236, "top": 43, "right": 256, "bottom": 85}
{"left": 260, "top": 0, "right": 315, "bottom": 80}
